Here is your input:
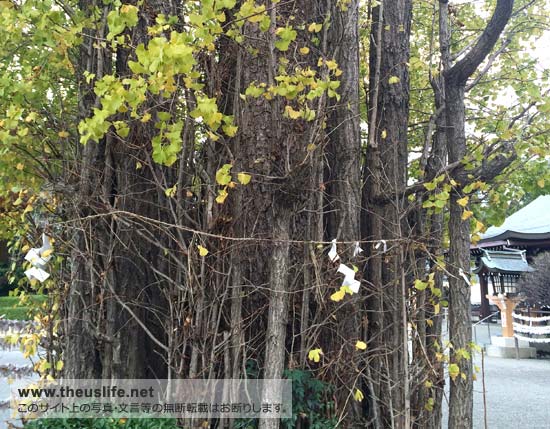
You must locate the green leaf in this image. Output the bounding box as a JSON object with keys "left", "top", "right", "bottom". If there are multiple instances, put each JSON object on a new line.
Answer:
{"left": 216, "top": 164, "right": 233, "bottom": 185}
{"left": 275, "top": 26, "right": 297, "bottom": 51}
{"left": 414, "top": 279, "right": 428, "bottom": 291}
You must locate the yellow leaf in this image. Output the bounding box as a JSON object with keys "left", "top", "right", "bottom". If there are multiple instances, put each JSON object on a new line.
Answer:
{"left": 197, "top": 245, "right": 209, "bottom": 257}
{"left": 325, "top": 59, "right": 338, "bottom": 71}
{"left": 462, "top": 210, "right": 473, "bottom": 220}
{"left": 285, "top": 105, "right": 302, "bottom": 119}
{"left": 223, "top": 124, "right": 238, "bottom": 137}
{"left": 42, "top": 249, "right": 53, "bottom": 258}
{"left": 141, "top": 113, "right": 152, "bottom": 123}
{"left": 247, "top": 4, "right": 266, "bottom": 23}
{"left": 475, "top": 220, "right": 485, "bottom": 232}
{"left": 216, "top": 188, "right": 229, "bottom": 204}
{"left": 381, "top": 129, "right": 387, "bottom": 139}
{"left": 16, "top": 163, "right": 24, "bottom": 170}
{"left": 300, "top": 47, "right": 310, "bottom": 55}
{"left": 58, "top": 130, "right": 69, "bottom": 138}
{"left": 449, "top": 363, "right": 460, "bottom": 382}
{"left": 165, "top": 184, "right": 177, "bottom": 198}
{"left": 341, "top": 285, "right": 353, "bottom": 295}
{"left": 354, "top": 388, "right": 364, "bottom": 402}
{"left": 355, "top": 341, "right": 367, "bottom": 350}
{"left": 537, "top": 178, "right": 545, "bottom": 188}
{"left": 136, "top": 161, "right": 143, "bottom": 170}
{"left": 330, "top": 288, "right": 346, "bottom": 302}
{"left": 237, "top": 172, "right": 252, "bottom": 185}
{"left": 308, "top": 348, "right": 323, "bottom": 363}
{"left": 388, "top": 76, "right": 400, "bottom": 84}
{"left": 207, "top": 131, "right": 220, "bottom": 141}
{"left": 457, "top": 196, "right": 469, "bottom": 207}
{"left": 55, "top": 360, "right": 64, "bottom": 371}
{"left": 308, "top": 23, "right": 322, "bottom": 33}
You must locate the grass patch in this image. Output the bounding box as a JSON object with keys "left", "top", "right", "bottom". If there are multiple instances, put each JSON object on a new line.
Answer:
{"left": 0, "top": 295, "right": 47, "bottom": 320}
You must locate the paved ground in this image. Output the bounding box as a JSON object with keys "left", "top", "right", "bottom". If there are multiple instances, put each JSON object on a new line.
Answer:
{"left": 442, "top": 321, "right": 550, "bottom": 429}
{"left": 470, "top": 354, "right": 550, "bottom": 428}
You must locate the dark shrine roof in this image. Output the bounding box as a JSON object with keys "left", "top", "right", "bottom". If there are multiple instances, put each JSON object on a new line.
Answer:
{"left": 473, "top": 249, "right": 534, "bottom": 274}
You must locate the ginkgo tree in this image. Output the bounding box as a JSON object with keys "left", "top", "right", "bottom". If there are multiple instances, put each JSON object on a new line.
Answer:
{"left": 1, "top": 0, "right": 550, "bottom": 428}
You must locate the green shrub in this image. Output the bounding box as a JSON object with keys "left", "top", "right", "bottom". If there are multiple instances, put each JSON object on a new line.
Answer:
{"left": 235, "top": 368, "right": 337, "bottom": 429}
{"left": 24, "top": 418, "right": 179, "bottom": 429}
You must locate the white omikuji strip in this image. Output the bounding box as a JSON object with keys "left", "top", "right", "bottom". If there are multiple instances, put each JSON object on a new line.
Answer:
{"left": 512, "top": 312, "right": 550, "bottom": 322}
{"left": 328, "top": 239, "right": 340, "bottom": 262}
{"left": 513, "top": 322, "right": 550, "bottom": 335}
{"left": 514, "top": 333, "right": 550, "bottom": 343}
{"left": 24, "top": 234, "right": 53, "bottom": 283}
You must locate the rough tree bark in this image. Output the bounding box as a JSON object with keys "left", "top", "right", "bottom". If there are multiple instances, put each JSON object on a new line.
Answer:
{"left": 324, "top": 0, "right": 363, "bottom": 422}
{"left": 363, "top": 0, "right": 413, "bottom": 427}
{"left": 439, "top": 0, "right": 515, "bottom": 426}
{"left": 67, "top": 0, "right": 177, "bottom": 379}
{"left": 225, "top": 3, "right": 325, "bottom": 429}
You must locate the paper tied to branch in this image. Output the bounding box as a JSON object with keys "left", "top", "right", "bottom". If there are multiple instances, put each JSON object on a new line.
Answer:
{"left": 375, "top": 240, "right": 387, "bottom": 253}
{"left": 353, "top": 242, "right": 363, "bottom": 257}
{"left": 338, "top": 263, "right": 361, "bottom": 294}
{"left": 328, "top": 239, "right": 340, "bottom": 262}
{"left": 458, "top": 268, "right": 471, "bottom": 287}
{"left": 24, "top": 266, "right": 50, "bottom": 282}
{"left": 24, "top": 234, "right": 53, "bottom": 283}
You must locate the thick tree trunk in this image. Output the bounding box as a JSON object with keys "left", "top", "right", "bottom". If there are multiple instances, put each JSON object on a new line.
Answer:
{"left": 67, "top": 0, "right": 176, "bottom": 379}
{"left": 326, "top": 0, "right": 361, "bottom": 243}
{"left": 439, "top": 1, "right": 514, "bottom": 426}
{"left": 424, "top": 81, "right": 448, "bottom": 429}
{"left": 226, "top": 4, "right": 323, "bottom": 428}
{"left": 363, "top": 1, "right": 413, "bottom": 427}
{"left": 445, "top": 84, "right": 474, "bottom": 429}
{"left": 324, "top": 1, "right": 364, "bottom": 422}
